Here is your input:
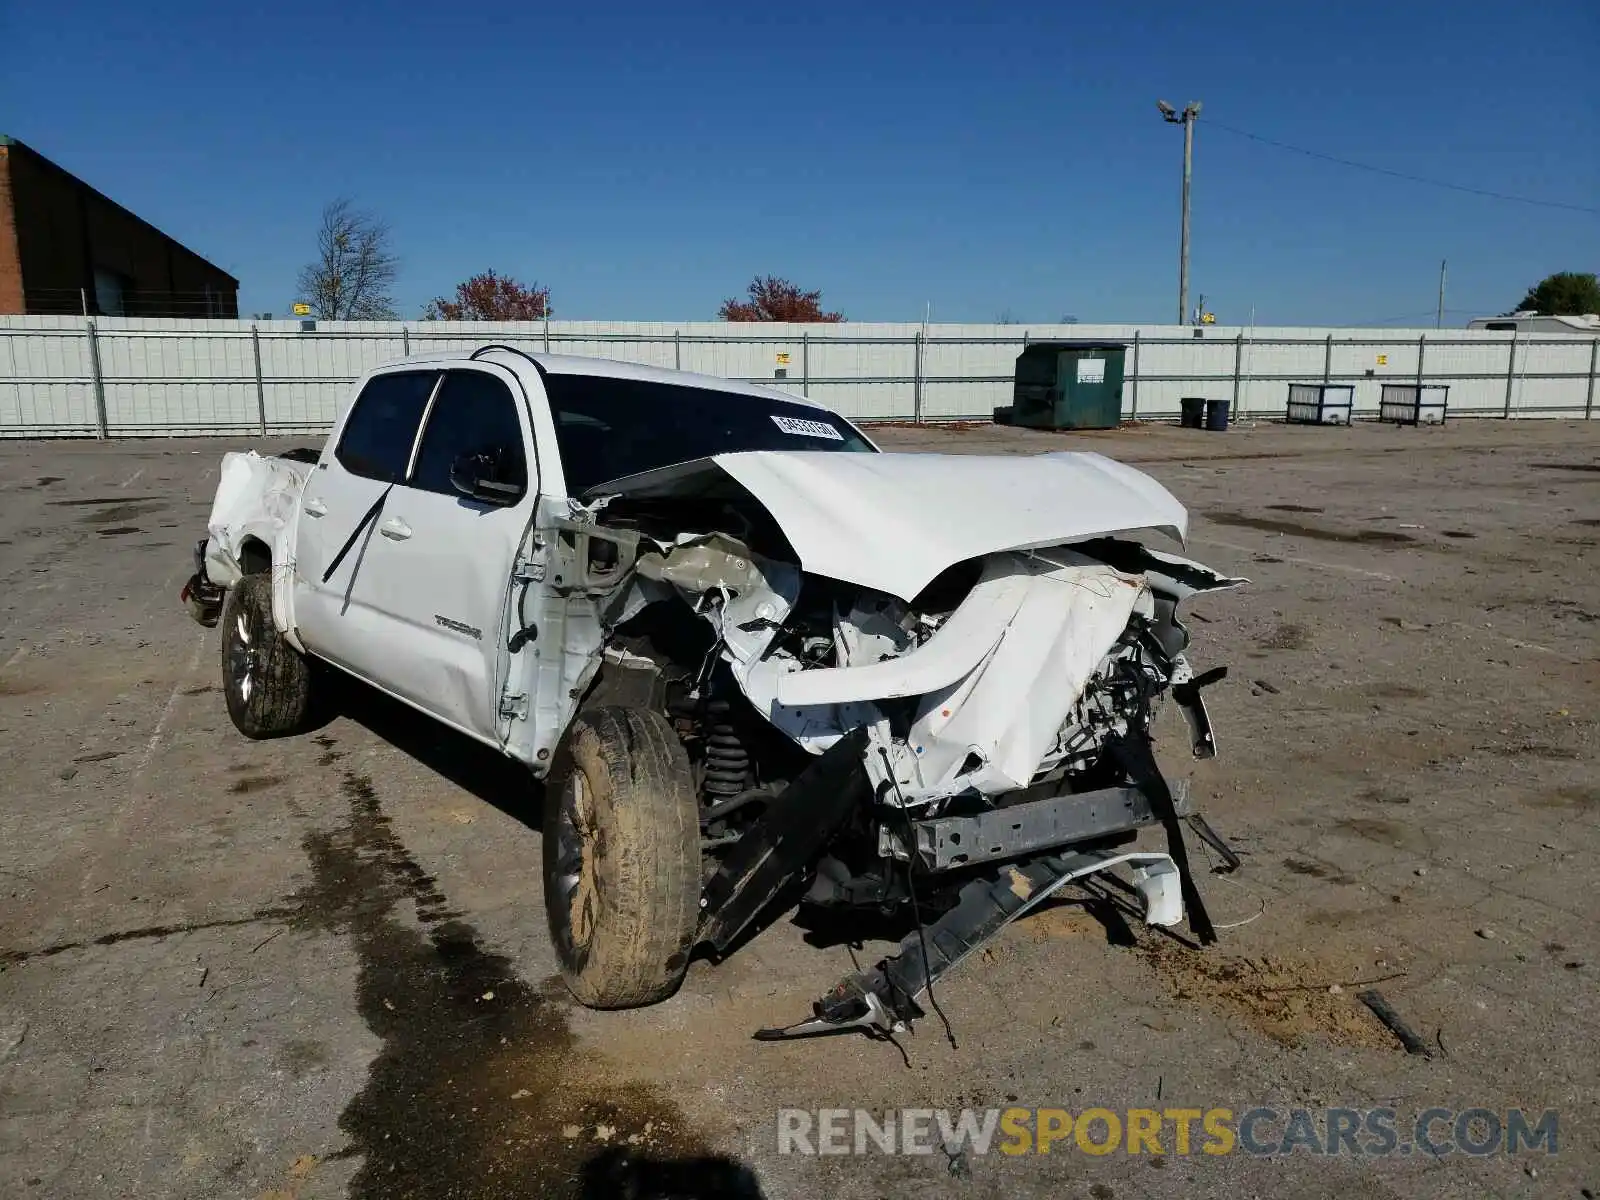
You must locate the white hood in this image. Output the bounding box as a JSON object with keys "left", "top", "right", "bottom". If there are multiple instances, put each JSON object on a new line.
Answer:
{"left": 594, "top": 450, "right": 1187, "bottom": 601}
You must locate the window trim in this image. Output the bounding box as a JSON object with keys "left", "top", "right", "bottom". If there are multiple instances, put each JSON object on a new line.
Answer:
{"left": 404, "top": 373, "right": 448, "bottom": 481}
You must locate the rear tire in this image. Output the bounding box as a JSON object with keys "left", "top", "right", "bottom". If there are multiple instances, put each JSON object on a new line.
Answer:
{"left": 220, "top": 571, "right": 313, "bottom": 739}
{"left": 544, "top": 706, "right": 701, "bottom": 1009}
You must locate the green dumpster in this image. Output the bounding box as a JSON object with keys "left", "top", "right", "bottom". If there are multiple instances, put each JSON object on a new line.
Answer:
{"left": 1008, "top": 341, "right": 1127, "bottom": 430}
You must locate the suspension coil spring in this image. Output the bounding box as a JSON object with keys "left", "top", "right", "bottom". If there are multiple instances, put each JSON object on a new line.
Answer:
{"left": 703, "top": 699, "right": 751, "bottom": 796}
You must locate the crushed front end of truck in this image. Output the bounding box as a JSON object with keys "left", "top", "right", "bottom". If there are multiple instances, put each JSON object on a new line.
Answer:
{"left": 522, "top": 448, "right": 1245, "bottom": 1038}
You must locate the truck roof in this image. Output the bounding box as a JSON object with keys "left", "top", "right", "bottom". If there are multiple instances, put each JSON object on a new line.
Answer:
{"left": 390, "top": 346, "right": 832, "bottom": 410}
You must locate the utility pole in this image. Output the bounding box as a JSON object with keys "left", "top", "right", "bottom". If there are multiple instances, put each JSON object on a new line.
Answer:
{"left": 1436, "top": 259, "right": 1447, "bottom": 329}
{"left": 1159, "top": 100, "right": 1202, "bottom": 324}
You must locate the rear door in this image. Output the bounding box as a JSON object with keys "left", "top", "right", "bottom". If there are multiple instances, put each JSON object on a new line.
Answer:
{"left": 293, "top": 368, "right": 440, "bottom": 674}
{"left": 330, "top": 363, "right": 536, "bottom": 740}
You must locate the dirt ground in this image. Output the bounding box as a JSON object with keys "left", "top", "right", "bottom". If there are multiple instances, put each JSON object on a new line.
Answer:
{"left": 0, "top": 417, "right": 1596, "bottom": 1200}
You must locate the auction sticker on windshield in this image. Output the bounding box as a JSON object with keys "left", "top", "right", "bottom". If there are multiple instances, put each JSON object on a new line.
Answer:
{"left": 771, "top": 414, "right": 845, "bottom": 440}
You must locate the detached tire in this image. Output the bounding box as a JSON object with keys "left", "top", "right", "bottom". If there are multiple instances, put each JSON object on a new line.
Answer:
{"left": 220, "top": 572, "right": 313, "bottom": 739}
{"left": 544, "top": 706, "right": 701, "bottom": 1009}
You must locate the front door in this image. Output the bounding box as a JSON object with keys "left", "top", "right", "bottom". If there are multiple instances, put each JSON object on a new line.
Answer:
{"left": 293, "top": 363, "right": 536, "bottom": 743}
{"left": 337, "top": 366, "right": 537, "bottom": 742}
{"left": 354, "top": 364, "right": 536, "bottom": 738}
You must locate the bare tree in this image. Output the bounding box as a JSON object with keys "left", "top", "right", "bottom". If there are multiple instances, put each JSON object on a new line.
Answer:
{"left": 295, "top": 199, "right": 400, "bottom": 319}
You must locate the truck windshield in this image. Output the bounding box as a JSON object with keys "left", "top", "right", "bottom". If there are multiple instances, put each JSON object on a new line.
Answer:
{"left": 542, "top": 373, "right": 874, "bottom": 495}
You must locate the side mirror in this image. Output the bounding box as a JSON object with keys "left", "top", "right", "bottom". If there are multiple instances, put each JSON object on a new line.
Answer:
{"left": 449, "top": 451, "right": 522, "bottom": 507}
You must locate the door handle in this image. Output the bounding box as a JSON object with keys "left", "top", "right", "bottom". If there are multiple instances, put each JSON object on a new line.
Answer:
{"left": 379, "top": 517, "right": 413, "bottom": 541}
{"left": 303, "top": 498, "right": 327, "bottom": 518}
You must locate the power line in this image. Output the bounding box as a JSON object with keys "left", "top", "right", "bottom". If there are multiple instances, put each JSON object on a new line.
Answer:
{"left": 1347, "top": 309, "right": 1483, "bottom": 327}
{"left": 1206, "top": 120, "right": 1600, "bottom": 216}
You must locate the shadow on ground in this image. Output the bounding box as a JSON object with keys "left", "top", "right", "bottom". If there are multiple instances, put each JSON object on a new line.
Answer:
{"left": 321, "top": 670, "right": 542, "bottom": 824}
{"left": 291, "top": 710, "right": 765, "bottom": 1199}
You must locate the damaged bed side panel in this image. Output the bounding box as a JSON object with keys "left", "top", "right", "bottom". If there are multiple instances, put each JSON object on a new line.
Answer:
{"left": 202, "top": 451, "right": 313, "bottom": 585}
{"left": 202, "top": 450, "right": 315, "bottom": 645}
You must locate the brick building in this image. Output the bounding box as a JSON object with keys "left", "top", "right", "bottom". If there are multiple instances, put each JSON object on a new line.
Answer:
{"left": 0, "top": 136, "right": 238, "bottom": 318}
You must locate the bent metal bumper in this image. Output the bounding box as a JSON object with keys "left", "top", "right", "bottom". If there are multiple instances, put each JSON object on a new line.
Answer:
{"left": 755, "top": 736, "right": 1225, "bottom": 1042}
{"left": 756, "top": 847, "right": 1186, "bottom": 1041}
{"left": 180, "top": 539, "right": 224, "bottom": 628}
{"left": 891, "top": 779, "right": 1192, "bottom": 872}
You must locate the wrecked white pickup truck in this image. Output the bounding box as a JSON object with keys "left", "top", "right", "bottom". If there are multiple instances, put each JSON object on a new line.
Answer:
{"left": 185, "top": 346, "right": 1243, "bottom": 1038}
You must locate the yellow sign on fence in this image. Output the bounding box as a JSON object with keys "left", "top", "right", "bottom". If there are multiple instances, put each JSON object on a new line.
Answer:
{"left": 292, "top": 302, "right": 311, "bottom": 317}
{"left": 776, "top": 352, "right": 791, "bottom": 366}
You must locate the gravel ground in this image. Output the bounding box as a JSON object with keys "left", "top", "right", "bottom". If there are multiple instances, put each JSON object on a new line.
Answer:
{"left": 0, "top": 418, "right": 1596, "bottom": 1200}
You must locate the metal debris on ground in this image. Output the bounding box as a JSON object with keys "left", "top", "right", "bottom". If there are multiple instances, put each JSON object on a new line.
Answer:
{"left": 1357, "top": 989, "right": 1434, "bottom": 1057}
{"left": 1186, "top": 813, "right": 1242, "bottom": 873}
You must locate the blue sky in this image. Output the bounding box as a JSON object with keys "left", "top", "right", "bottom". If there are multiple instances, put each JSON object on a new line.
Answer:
{"left": 3, "top": 0, "right": 1596, "bottom": 325}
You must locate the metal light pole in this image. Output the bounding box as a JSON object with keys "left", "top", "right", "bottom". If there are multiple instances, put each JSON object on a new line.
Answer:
{"left": 1436, "top": 259, "right": 1447, "bottom": 329}
{"left": 1158, "top": 100, "right": 1202, "bottom": 324}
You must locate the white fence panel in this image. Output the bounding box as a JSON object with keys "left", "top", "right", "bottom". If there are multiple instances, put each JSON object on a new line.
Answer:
{"left": 0, "top": 317, "right": 1593, "bottom": 437}
{"left": 1512, "top": 338, "right": 1593, "bottom": 416}
{"left": 0, "top": 325, "right": 96, "bottom": 434}
{"left": 1411, "top": 338, "right": 1505, "bottom": 416}
{"left": 1133, "top": 335, "right": 1237, "bottom": 417}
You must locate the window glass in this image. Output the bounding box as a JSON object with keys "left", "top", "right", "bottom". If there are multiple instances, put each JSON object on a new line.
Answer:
{"left": 334, "top": 371, "right": 437, "bottom": 481}
{"left": 541, "top": 374, "right": 873, "bottom": 495}
{"left": 410, "top": 369, "right": 529, "bottom": 500}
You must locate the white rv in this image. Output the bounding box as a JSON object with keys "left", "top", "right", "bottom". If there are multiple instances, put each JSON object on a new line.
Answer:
{"left": 1468, "top": 311, "right": 1600, "bottom": 334}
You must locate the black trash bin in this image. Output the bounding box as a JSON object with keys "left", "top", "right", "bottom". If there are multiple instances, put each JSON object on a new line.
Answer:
{"left": 1180, "top": 397, "right": 1206, "bottom": 429}
{"left": 1204, "top": 399, "right": 1231, "bottom": 431}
